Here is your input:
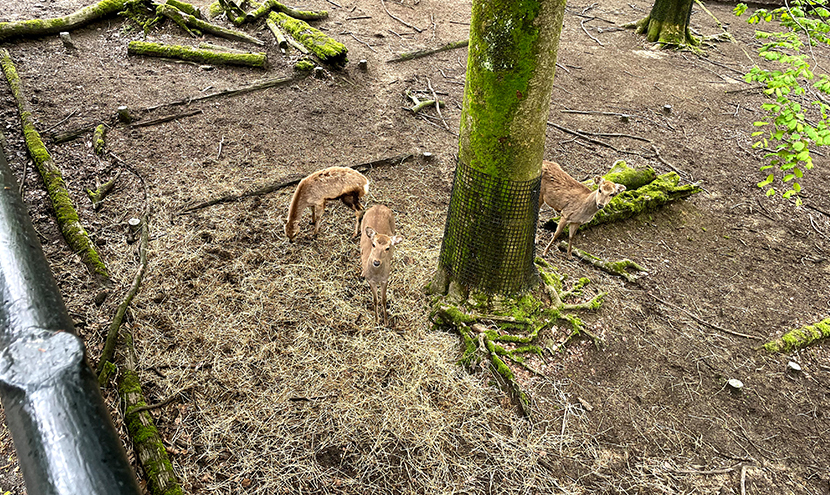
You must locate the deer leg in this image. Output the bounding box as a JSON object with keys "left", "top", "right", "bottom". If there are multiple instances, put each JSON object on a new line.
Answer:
{"left": 543, "top": 219, "right": 567, "bottom": 256}
{"left": 380, "top": 281, "right": 388, "bottom": 327}
{"left": 312, "top": 201, "right": 326, "bottom": 236}
{"left": 370, "top": 281, "right": 379, "bottom": 324}
{"left": 566, "top": 223, "right": 579, "bottom": 257}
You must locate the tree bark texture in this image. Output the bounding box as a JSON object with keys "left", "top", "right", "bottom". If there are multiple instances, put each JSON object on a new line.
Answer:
{"left": 0, "top": 0, "right": 126, "bottom": 41}
{"left": 436, "top": 0, "right": 566, "bottom": 295}
{"left": 127, "top": 41, "right": 267, "bottom": 68}
{"left": 634, "top": 0, "right": 698, "bottom": 46}
{"left": 0, "top": 48, "right": 110, "bottom": 284}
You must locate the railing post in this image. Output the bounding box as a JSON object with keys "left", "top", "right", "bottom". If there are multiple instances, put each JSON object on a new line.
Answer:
{"left": 0, "top": 143, "right": 142, "bottom": 494}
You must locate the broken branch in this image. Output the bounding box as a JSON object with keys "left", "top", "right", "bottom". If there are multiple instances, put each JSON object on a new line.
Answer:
{"left": 387, "top": 39, "right": 469, "bottom": 63}
{"left": 128, "top": 40, "right": 266, "bottom": 67}
{"left": 0, "top": 0, "right": 126, "bottom": 41}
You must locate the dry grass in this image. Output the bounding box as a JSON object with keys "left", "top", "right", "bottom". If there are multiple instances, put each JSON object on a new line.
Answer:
{"left": 88, "top": 159, "right": 592, "bottom": 494}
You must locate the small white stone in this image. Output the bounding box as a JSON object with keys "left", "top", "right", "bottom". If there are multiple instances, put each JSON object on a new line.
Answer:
{"left": 787, "top": 361, "right": 801, "bottom": 372}
{"left": 727, "top": 378, "right": 743, "bottom": 391}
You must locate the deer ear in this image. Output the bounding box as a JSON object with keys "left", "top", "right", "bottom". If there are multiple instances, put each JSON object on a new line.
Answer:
{"left": 594, "top": 176, "right": 604, "bottom": 186}
{"left": 365, "top": 227, "right": 377, "bottom": 238}
{"left": 391, "top": 235, "right": 404, "bottom": 246}
{"left": 616, "top": 184, "right": 626, "bottom": 193}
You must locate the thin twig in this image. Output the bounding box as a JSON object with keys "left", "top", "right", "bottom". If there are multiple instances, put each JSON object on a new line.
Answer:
{"left": 581, "top": 19, "right": 603, "bottom": 46}
{"left": 42, "top": 109, "right": 78, "bottom": 133}
{"left": 651, "top": 143, "right": 683, "bottom": 175}
{"left": 381, "top": 0, "right": 422, "bottom": 33}
{"left": 349, "top": 33, "right": 377, "bottom": 52}
{"left": 427, "top": 78, "right": 450, "bottom": 132}
{"left": 648, "top": 292, "right": 763, "bottom": 340}
{"left": 129, "top": 386, "right": 194, "bottom": 414}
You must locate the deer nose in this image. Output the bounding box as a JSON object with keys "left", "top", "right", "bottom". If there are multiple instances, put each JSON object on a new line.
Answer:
{"left": 373, "top": 260, "right": 381, "bottom": 267}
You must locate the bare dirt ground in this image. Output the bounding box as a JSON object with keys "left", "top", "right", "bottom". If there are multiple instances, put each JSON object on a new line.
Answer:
{"left": 1, "top": 0, "right": 829, "bottom": 493}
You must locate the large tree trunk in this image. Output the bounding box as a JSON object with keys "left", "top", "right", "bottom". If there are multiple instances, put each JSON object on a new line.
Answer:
{"left": 432, "top": 0, "right": 566, "bottom": 296}
{"left": 632, "top": 0, "right": 698, "bottom": 46}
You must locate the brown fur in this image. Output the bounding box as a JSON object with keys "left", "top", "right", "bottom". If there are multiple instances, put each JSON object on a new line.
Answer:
{"left": 284, "top": 166, "right": 370, "bottom": 242}
{"left": 539, "top": 160, "right": 625, "bottom": 256}
{"left": 360, "top": 205, "right": 403, "bottom": 327}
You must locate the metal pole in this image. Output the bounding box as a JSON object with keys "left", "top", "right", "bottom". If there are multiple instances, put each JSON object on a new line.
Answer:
{"left": 0, "top": 143, "right": 142, "bottom": 494}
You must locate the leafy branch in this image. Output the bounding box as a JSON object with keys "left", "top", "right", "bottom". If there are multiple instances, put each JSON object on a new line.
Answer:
{"left": 735, "top": 0, "right": 830, "bottom": 204}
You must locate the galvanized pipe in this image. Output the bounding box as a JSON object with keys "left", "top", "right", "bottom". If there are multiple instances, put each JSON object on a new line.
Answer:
{"left": 0, "top": 145, "right": 142, "bottom": 494}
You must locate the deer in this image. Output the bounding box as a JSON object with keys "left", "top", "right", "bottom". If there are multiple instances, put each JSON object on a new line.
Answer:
{"left": 284, "top": 166, "right": 370, "bottom": 242}
{"left": 359, "top": 205, "right": 403, "bottom": 327}
{"left": 539, "top": 160, "right": 626, "bottom": 257}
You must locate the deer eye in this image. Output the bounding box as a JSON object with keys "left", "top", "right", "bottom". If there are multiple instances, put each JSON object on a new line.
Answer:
{"left": 385, "top": 247, "right": 390, "bottom": 251}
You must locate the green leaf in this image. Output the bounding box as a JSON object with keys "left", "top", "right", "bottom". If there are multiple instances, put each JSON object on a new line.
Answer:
{"left": 792, "top": 141, "right": 805, "bottom": 151}
{"left": 766, "top": 187, "right": 777, "bottom": 196}
{"left": 753, "top": 121, "right": 769, "bottom": 126}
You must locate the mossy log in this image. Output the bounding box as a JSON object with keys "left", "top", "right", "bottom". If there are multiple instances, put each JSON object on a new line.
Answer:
{"left": 763, "top": 318, "right": 830, "bottom": 353}
{"left": 246, "top": 0, "right": 328, "bottom": 23}
{"left": 268, "top": 11, "right": 347, "bottom": 67}
{"left": 128, "top": 41, "right": 267, "bottom": 68}
{"left": 116, "top": 328, "right": 184, "bottom": 495}
{"left": 87, "top": 170, "right": 121, "bottom": 210}
{"left": 0, "top": 48, "right": 110, "bottom": 284}
{"left": 387, "top": 38, "right": 470, "bottom": 63}
{"left": 265, "top": 17, "right": 288, "bottom": 52}
{"left": 0, "top": 0, "right": 126, "bottom": 41}
{"left": 156, "top": 4, "right": 265, "bottom": 45}
{"left": 603, "top": 160, "right": 656, "bottom": 191}
{"left": 430, "top": 258, "right": 605, "bottom": 418}
{"left": 165, "top": 0, "right": 201, "bottom": 19}
{"left": 542, "top": 171, "right": 701, "bottom": 231}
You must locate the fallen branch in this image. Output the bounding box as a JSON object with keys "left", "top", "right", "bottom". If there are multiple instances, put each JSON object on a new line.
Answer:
{"left": 245, "top": 0, "right": 328, "bottom": 23}
{"left": 180, "top": 152, "right": 414, "bottom": 213}
{"left": 404, "top": 89, "right": 445, "bottom": 113}
{"left": 268, "top": 12, "right": 347, "bottom": 66}
{"left": 552, "top": 242, "right": 647, "bottom": 283}
{"left": 387, "top": 38, "right": 469, "bottom": 63}
{"left": 265, "top": 17, "right": 288, "bottom": 53}
{"left": 156, "top": 3, "right": 265, "bottom": 45}
{"left": 87, "top": 169, "right": 122, "bottom": 210}
{"left": 128, "top": 40, "right": 267, "bottom": 67}
{"left": 1, "top": 48, "right": 110, "bottom": 284}
{"left": 143, "top": 74, "right": 298, "bottom": 112}
{"left": 762, "top": 317, "right": 830, "bottom": 353}
{"left": 92, "top": 124, "right": 107, "bottom": 156}
{"left": 0, "top": 0, "right": 126, "bottom": 41}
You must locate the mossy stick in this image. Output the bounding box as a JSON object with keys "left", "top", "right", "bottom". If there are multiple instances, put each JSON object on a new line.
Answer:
{"left": 265, "top": 17, "right": 288, "bottom": 52}
{"left": 246, "top": 0, "right": 328, "bottom": 22}
{"left": 763, "top": 318, "right": 830, "bottom": 353}
{"left": 387, "top": 38, "right": 469, "bottom": 63}
{"left": 156, "top": 4, "right": 265, "bottom": 45}
{"left": 142, "top": 74, "right": 297, "bottom": 112}
{"left": 0, "top": 0, "right": 126, "bottom": 41}
{"left": 0, "top": 48, "right": 110, "bottom": 284}
{"left": 92, "top": 123, "right": 106, "bottom": 156}
{"left": 165, "top": 0, "right": 202, "bottom": 18}
{"left": 87, "top": 169, "right": 121, "bottom": 210}
{"left": 128, "top": 41, "right": 267, "bottom": 68}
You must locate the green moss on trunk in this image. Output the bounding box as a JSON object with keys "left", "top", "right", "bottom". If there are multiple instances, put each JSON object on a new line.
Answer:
{"left": 128, "top": 40, "right": 267, "bottom": 67}
{"left": 1, "top": 48, "right": 110, "bottom": 284}
{"left": 0, "top": 0, "right": 126, "bottom": 41}
{"left": 629, "top": 0, "right": 699, "bottom": 47}
{"left": 268, "top": 11, "right": 347, "bottom": 67}
{"left": 603, "top": 160, "right": 657, "bottom": 190}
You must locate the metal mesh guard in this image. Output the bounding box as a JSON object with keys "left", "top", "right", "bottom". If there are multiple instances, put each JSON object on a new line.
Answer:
{"left": 439, "top": 160, "right": 541, "bottom": 295}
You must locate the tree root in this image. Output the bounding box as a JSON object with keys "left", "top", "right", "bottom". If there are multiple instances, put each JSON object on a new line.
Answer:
{"left": 549, "top": 241, "right": 647, "bottom": 283}
{"left": 430, "top": 258, "right": 606, "bottom": 418}
{"left": 762, "top": 318, "right": 830, "bottom": 353}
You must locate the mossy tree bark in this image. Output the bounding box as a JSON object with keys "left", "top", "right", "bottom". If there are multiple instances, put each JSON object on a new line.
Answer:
{"left": 0, "top": 0, "right": 126, "bottom": 41}
{"left": 431, "top": 0, "right": 566, "bottom": 297}
{"left": 630, "top": 0, "right": 699, "bottom": 47}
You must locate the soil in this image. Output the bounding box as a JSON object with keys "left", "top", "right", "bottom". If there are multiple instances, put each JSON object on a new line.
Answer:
{"left": 1, "top": 0, "right": 829, "bottom": 494}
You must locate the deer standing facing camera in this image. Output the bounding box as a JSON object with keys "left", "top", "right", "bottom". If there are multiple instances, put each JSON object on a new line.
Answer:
{"left": 360, "top": 205, "right": 403, "bottom": 327}
{"left": 284, "top": 166, "right": 369, "bottom": 242}
{"left": 539, "top": 160, "right": 626, "bottom": 256}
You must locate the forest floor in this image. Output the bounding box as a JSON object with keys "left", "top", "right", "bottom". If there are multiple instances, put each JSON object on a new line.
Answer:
{"left": 1, "top": 0, "right": 829, "bottom": 493}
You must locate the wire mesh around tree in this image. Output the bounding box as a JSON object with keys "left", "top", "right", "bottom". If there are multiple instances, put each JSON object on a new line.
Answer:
{"left": 438, "top": 159, "right": 541, "bottom": 295}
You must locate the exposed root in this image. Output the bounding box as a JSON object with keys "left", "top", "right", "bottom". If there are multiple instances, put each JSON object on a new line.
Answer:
{"left": 430, "top": 258, "right": 606, "bottom": 418}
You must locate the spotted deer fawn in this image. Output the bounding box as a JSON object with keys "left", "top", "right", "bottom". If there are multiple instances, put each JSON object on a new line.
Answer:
{"left": 540, "top": 160, "right": 626, "bottom": 256}
{"left": 284, "top": 166, "right": 369, "bottom": 242}
{"left": 360, "top": 205, "right": 403, "bottom": 327}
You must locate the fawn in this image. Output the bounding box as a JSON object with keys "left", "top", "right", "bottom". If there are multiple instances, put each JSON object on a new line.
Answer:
{"left": 360, "top": 205, "right": 403, "bottom": 327}
{"left": 539, "top": 160, "right": 626, "bottom": 256}
{"left": 284, "top": 166, "right": 369, "bottom": 242}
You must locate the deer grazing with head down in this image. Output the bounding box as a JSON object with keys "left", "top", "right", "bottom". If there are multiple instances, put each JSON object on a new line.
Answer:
{"left": 360, "top": 205, "right": 403, "bottom": 327}
{"left": 284, "top": 166, "right": 369, "bottom": 242}
{"left": 539, "top": 160, "right": 626, "bottom": 257}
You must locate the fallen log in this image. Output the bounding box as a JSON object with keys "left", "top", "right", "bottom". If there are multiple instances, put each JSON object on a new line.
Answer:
{"left": 156, "top": 3, "right": 265, "bottom": 45}
{"left": 0, "top": 48, "right": 110, "bottom": 285}
{"left": 603, "top": 160, "right": 656, "bottom": 191}
{"left": 0, "top": 0, "right": 126, "bottom": 41}
{"left": 268, "top": 11, "right": 347, "bottom": 66}
{"left": 165, "top": 0, "right": 201, "bottom": 18}
{"left": 246, "top": 0, "right": 328, "bottom": 22}
{"left": 387, "top": 38, "right": 469, "bottom": 63}
{"left": 128, "top": 41, "right": 267, "bottom": 68}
